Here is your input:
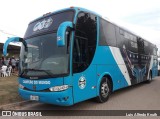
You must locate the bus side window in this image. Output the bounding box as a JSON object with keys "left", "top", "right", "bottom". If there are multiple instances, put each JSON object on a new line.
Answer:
{"left": 116, "top": 27, "right": 128, "bottom": 49}
{"left": 99, "top": 18, "right": 116, "bottom": 47}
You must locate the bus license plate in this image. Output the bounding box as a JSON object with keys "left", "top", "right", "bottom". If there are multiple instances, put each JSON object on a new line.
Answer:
{"left": 30, "top": 95, "right": 39, "bottom": 101}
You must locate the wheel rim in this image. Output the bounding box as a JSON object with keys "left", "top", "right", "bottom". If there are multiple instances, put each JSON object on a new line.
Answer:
{"left": 101, "top": 81, "right": 109, "bottom": 98}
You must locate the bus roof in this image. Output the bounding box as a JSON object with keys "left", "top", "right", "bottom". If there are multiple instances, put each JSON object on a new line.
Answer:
{"left": 29, "top": 7, "right": 101, "bottom": 24}
{"left": 28, "top": 7, "right": 157, "bottom": 48}
{"left": 102, "top": 17, "right": 157, "bottom": 48}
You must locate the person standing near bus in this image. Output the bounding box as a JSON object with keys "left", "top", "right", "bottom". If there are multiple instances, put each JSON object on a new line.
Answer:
{"left": 0, "top": 58, "right": 2, "bottom": 67}
{"left": 5, "top": 58, "right": 10, "bottom": 66}
{"left": 0, "top": 62, "right": 7, "bottom": 76}
{"left": 1, "top": 57, "right": 5, "bottom": 65}
{"left": 11, "top": 56, "right": 16, "bottom": 73}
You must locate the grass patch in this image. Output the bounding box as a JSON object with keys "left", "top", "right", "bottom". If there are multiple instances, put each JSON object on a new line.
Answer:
{"left": 0, "top": 76, "right": 23, "bottom": 106}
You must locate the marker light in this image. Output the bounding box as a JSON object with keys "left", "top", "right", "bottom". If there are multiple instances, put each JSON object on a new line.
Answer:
{"left": 49, "top": 85, "right": 69, "bottom": 92}
{"left": 19, "top": 84, "right": 24, "bottom": 89}
{"left": 43, "top": 12, "right": 51, "bottom": 16}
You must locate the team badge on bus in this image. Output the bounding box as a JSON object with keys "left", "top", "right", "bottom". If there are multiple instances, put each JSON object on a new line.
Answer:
{"left": 78, "top": 76, "right": 86, "bottom": 89}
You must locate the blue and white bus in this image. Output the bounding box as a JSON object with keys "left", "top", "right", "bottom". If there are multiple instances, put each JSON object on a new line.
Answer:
{"left": 3, "top": 7, "right": 158, "bottom": 106}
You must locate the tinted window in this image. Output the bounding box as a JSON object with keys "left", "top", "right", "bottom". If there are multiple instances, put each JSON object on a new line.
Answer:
{"left": 150, "top": 44, "right": 157, "bottom": 56}
{"left": 144, "top": 40, "right": 150, "bottom": 55}
{"left": 137, "top": 38, "right": 145, "bottom": 54}
{"left": 73, "top": 12, "right": 97, "bottom": 73}
{"left": 116, "top": 27, "right": 128, "bottom": 49}
{"left": 99, "top": 18, "right": 116, "bottom": 46}
{"left": 128, "top": 35, "right": 138, "bottom": 53}
{"left": 20, "top": 33, "right": 69, "bottom": 78}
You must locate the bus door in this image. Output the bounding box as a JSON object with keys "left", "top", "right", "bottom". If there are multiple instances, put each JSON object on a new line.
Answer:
{"left": 72, "top": 36, "right": 97, "bottom": 103}
{"left": 72, "top": 12, "right": 97, "bottom": 103}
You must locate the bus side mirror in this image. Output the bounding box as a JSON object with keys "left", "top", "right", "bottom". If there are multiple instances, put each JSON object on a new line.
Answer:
{"left": 57, "top": 21, "right": 73, "bottom": 46}
{"left": 3, "top": 37, "right": 24, "bottom": 56}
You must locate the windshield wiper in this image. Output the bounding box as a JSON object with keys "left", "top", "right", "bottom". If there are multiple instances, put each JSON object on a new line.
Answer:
{"left": 19, "top": 68, "right": 54, "bottom": 77}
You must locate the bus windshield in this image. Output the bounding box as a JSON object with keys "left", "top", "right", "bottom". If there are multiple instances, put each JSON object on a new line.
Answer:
{"left": 19, "top": 33, "right": 69, "bottom": 79}
{"left": 18, "top": 10, "right": 74, "bottom": 79}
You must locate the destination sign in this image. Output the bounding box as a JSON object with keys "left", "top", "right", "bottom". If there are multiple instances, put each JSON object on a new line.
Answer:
{"left": 24, "top": 10, "right": 74, "bottom": 39}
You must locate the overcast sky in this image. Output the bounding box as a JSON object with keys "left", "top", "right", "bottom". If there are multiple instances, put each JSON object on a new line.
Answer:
{"left": 0, "top": 0, "right": 160, "bottom": 50}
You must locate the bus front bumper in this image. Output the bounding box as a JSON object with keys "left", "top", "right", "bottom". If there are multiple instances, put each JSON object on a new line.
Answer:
{"left": 18, "top": 88, "right": 74, "bottom": 106}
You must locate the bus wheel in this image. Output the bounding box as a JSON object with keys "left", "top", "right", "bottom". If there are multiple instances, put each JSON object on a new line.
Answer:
{"left": 158, "top": 70, "right": 160, "bottom": 76}
{"left": 96, "top": 77, "right": 111, "bottom": 103}
{"left": 146, "top": 71, "right": 152, "bottom": 83}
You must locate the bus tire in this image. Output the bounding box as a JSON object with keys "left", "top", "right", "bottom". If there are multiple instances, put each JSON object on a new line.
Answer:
{"left": 158, "top": 70, "right": 160, "bottom": 76}
{"left": 146, "top": 71, "right": 152, "bottom": 83}
{"left": 96, "top": 77, "right": 111, "bottom": 103}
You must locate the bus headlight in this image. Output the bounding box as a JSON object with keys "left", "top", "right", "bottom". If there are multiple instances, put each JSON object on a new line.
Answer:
{"left": 49, "top": 85, "right": 69, "bottom": 92}
{"left": 19, "top": 84, "right": 24, "bottom": 89}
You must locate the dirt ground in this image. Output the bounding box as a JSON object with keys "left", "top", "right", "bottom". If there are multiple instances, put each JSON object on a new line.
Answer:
{"left": 0, "top": 75, "right": 23, "bottom": 106}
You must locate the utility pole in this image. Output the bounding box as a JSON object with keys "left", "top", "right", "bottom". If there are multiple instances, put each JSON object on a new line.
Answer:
{"left": 0, "top": 29, "right": 17, "bottom": 36}
{"left": 0, "top": 29, "right": 21, "bottom": 46}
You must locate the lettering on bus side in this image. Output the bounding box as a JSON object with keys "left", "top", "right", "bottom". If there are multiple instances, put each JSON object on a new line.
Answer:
{"left": 23, "top": 80, "right": 51, "bottom": 85}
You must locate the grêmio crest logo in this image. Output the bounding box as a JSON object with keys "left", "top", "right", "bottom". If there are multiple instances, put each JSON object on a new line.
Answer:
{"left": 78, "top": 76, "right": 86, "bottom": 89}
{"left": 33, "top": 17, "right": 53, "bottom": 32}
